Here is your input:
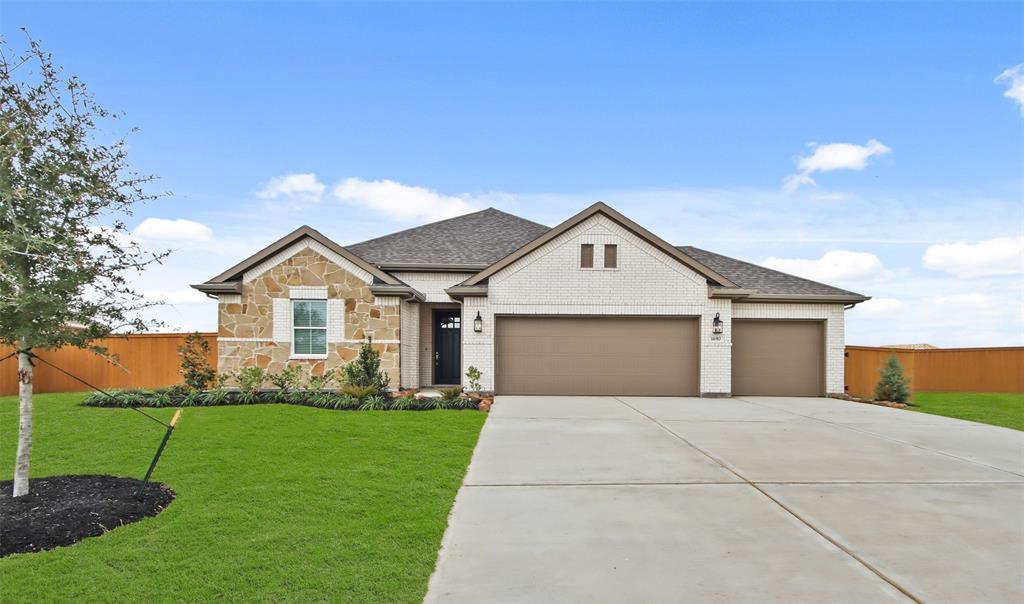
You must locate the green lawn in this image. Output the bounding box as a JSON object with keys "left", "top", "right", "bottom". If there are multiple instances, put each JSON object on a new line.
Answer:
{"left": 0, "top": 392, "right": 486, "bottom": 603}
{"left": 909, "top": 391, "right": 1024, "bottom": 431}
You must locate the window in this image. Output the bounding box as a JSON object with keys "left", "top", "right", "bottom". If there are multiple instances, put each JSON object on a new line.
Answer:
{"left": 580, "top": 244, "right": 594, "bottom": 268}
{"left": 604, "top": 244, "right": 618, "bottom": 269}
{"left": 293, "top": 300, "right": 327, "bottom": 356}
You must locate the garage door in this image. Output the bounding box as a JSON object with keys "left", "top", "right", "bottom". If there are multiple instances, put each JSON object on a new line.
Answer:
{"left": 732, "top": 320, "right": 824, "bottom": 396}
{"left": 495, "top": 316, "right": 699, "bottom": 396}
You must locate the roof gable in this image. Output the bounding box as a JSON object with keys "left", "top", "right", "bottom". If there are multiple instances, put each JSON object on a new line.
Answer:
{"left": 200, "top": 225, "right": 400, "bottom": 287}
{"left": 461, "top": 202, "right": 737, "bottom": 287}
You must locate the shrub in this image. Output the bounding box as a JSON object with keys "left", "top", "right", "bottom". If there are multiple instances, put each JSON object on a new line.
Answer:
{"left": 237, "top": 366, "right": 267, "bottom": 393}
{"left": 389, "top": 396, "right": 417, "bottom": 410}
{"left": 178, "top": 332, "right": 216, "bottom": 391}
{"left": 269, "top": 364, "right": 304, "bottom": 391}
{"left": 341, "top": 384, "right": 379, "bottom": 400}
{"left": 465, "top": 366, "right": 482, "bottom": 392}
{"left": 306, "top": 368, "right": 337, "bottom": 392}
{"left": 439, "top": 386, "right": 464, "bottom": 403}
{"left": 343, "top": 338, "right": 390, "bottom": 394}
{"left": 874, "top": 355, "right": 911, "bottom": 403}
{"left": 359, "top": 395, "right": 389, "bottom": 411}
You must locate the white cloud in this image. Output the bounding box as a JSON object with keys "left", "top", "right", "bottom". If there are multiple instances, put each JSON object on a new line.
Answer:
{"left": 851, "top": 297, "right": 905, "bottom": 317}
{"left": 134, "top": 218, "right": 213, "bottom": 242}
{"left": 995, "top": 64, "right": 1024, "bottom": 115}
{"left": 142, "top": 288, "right": 211, "bottom": 305}
{"left": 332, "top": 177, "right": 477, "bottom": 221}
{"left": 762, "top": 250, "right": 888, "bottom": 282}
{"left": 923, "top": 236, "right": 1024, "bottom": 278}
{"left": 783, "top": 139, "right": 891, "bottom": 192}
{"left": 257, "top": 173, "right": 326, "bottom": 206}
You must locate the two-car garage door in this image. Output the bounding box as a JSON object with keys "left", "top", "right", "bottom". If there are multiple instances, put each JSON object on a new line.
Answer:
{"left": 494, "top": 316, "right": 825, "bottom": 397}
{"left": 495, "top": 316, "right": 699, "bottom": 396}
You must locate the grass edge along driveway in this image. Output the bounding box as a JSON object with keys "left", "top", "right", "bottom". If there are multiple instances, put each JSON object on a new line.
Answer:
{"left": 0, "top": 392, "right": 485, "bottom": 603}
{"left": 909, "top": 391, "right": 1023, "bottom": 431}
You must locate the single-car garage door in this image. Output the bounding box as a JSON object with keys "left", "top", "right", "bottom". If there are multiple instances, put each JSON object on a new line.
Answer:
{"left": 495, "top": 316, "right": 699, "bottom": 396}
{"left": 732, "top": 320, "right": 824, "bottom": 396}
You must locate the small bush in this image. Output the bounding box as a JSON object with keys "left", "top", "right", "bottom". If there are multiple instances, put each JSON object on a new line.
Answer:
{"left": 359, "top": 395, "right": 389, "bottom": 411}
{"left": 237, "top": 366, "right": 267, "bottom": 393}
{"left": 389, "top": 396, "right": 417, "bottom": 410}
{"left": 178, "top": 332, "right": 216, "bottom": 391}
{"left": 465, "top": 366, "right": 482, "bottom": 392}
{"left": 269, "top": 364, "right": 305, "bottom": 391}
{"left": 306, "top": 368, "right": 337, "bottom": 392}
{"left": 341, "top": 384, "right": 379, "bottom": 400}
{"left": 439, "top": 386, "right": 464, "bottom": 402}
{"left": 343, "top": 338, "right": 390, "bottom": 394}
{"left": 874, "top": 355, "right": 911, "bottom": 403}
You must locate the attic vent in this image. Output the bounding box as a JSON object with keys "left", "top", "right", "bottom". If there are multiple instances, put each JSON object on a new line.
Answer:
{"left": 580, "top": 244, "right": 594, "bottom": 269}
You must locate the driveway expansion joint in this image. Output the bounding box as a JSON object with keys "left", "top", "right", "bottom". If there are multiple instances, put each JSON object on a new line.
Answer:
{"left": 735, "top": 397, "right": 1024, "bottom": 479}
{"left": 612, "top": 396, "right": 925, "bottom": 604}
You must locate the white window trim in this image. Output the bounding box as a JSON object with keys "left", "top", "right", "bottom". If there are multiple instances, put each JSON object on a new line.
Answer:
{"left": 290, "top": 299, "right": 328, "bottom": 359}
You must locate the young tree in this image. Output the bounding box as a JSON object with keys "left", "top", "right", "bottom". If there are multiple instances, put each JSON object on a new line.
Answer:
{"left": 874, "top": 355, "right": 911, "bottom": 403}
{"left": 178, "top": 332, "right": 215, "bottom": 391}
{"left": 0, "top": 33, "right": 166, "bottom": 496}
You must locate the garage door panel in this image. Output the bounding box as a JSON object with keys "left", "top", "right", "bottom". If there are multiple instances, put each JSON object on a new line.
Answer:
{"left": 732, "top": 320, "right": 824, "bottom": 397}
{"left": 495, "top": 316, "right": 699, "bottom": 396}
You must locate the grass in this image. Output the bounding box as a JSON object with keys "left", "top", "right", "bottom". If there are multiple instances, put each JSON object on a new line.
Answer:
{"left": 0, "top": 392, "right": 486, "bottom": 603}
{"left": 908, "top": 391, "right": 1024, "bottom": 431}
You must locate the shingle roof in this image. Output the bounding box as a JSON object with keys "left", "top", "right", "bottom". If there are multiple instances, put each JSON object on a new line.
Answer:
{"left": 676, "top": 245, "right": 866, "bottom": 298}
{"left": 347, "top": 208, "right": 550, "bottom": 267}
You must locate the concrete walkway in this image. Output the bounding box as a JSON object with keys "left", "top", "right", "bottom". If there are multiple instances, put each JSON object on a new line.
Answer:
{"left": 425, "top": 395, "right": 1024, "bottom": 603}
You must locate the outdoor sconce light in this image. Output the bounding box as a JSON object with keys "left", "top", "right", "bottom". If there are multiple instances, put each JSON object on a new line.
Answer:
{"left": 712, "top": 312, "right": 724, "bottom": 335}
{"left": 474, "top": 311, "right": 483, "bottom": 333}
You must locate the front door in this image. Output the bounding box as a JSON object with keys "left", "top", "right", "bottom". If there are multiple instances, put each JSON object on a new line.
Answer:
{"left": 433, "top": 310, "right": 462, "bottom": 385}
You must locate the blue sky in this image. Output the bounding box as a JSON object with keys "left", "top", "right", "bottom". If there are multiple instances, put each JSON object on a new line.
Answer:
{"left": 4, "top": 2, "right": 1023, "bottom": 346}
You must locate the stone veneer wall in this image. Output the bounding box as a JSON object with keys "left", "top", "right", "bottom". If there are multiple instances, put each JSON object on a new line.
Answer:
{"left": 217, "top": 246, "right": 401, "bottom": 387}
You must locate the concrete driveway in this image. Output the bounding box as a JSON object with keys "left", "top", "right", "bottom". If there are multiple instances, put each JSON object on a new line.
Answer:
{"left": 425, "top": 396, "right": 1024, "bottom": 603}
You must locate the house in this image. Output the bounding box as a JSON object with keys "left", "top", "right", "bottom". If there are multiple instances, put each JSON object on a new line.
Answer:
{"left": 192, "top": 202, "right": 869, "bottom": 397}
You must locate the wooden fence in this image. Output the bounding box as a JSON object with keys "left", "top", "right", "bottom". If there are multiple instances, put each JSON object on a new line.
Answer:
{"left": 0, "top": 333, "right": 217, "bottom": 396}
{"left": 844, "top": 346, "right": 1024, "bottom": 399}
{"left": 3, "top": 335, "right": 1021, "bottom": 398}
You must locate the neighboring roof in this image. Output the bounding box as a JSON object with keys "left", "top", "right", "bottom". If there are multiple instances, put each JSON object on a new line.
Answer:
{"left": 882, "top": 343, "right": 939, "bottom": 350}
{"left": 461, "top": 202, "right": 737, "bottom": 288}
{"left": 677, "top": 245, "right": 869, "bottom": 301}
{"left": 347, "top": 208, "right": 550, "bottom": 268}
{"left": 192, "top": 225, "right": 403, "bottom": 293}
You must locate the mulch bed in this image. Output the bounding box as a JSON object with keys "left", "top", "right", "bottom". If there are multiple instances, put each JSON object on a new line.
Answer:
{"left": 0, "top": 475, "right": 175, "bottom": 557}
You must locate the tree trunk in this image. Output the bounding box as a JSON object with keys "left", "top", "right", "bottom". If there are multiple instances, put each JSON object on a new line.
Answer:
{"left": 13, "top": 343, "right": 33, "bottom": 497}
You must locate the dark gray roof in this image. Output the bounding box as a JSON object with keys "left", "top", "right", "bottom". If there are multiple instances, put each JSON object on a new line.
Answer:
{"left": 677, "top": 246, "right": 866, "bottom": 298}
{"left": 347, "top": 208, "right": 550, "bottom": 267}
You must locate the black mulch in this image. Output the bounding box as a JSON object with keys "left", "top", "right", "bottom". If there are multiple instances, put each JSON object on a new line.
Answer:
{"left": 0, "top": 475, "right": 175, "bottom": 557}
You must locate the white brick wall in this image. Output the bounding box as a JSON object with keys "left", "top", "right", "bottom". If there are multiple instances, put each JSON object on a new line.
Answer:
{"left": 731, "top": 302, "right": 846, "bottom": 395}
{"left": 400, "top": 300, "right": 420, "bottom": 389}
{"left": 457, "top": 213, "right": 849, "bottom": 395}
{"left": 391, "top": 272, "right": 474, "bottom": 303}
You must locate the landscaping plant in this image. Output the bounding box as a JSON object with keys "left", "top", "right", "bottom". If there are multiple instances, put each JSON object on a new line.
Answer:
{"left": 178, "top": 332, "right": 215, "bottom": 391}
{"left": 874, "top": 355, "right": 911, "bottom": 403}
{"left": 465, "top": 366, "right": 483, "bottom": 392}
{"left": 0, "top": 36, "right": 167, "bottom": 497}
{"left": 268, "top": 364, "right": 304, "bottom": 392}
{"left": 343, "top": 337, "right": 390, "bottom": 394}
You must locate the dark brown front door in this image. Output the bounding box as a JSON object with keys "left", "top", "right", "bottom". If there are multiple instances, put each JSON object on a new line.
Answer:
{"left": 433, "top": 310, "right": 462, "bottom": 385}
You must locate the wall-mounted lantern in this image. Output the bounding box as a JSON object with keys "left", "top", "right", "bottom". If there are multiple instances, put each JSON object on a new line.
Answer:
{"left": 712, "top": 312, "right": 724, "bottom": 335}
{"left": 473, "top": 311, "right": 483, "bottom": 333}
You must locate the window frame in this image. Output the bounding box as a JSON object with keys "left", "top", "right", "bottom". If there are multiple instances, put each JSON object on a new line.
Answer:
{"left": 580, "top": 243, "right": 595, "bottom": 269}
{"left": 291, "top": 299, "right": 328, "bottom": 359}
{"left": 603, "top": 244, "right": 618, "bottom": 269}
